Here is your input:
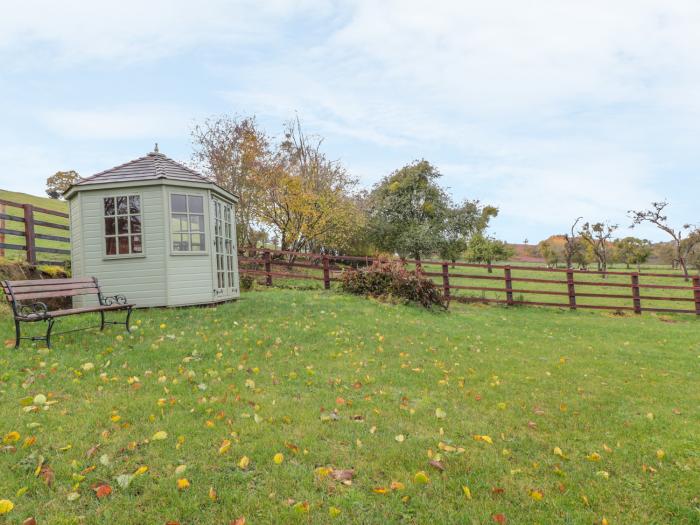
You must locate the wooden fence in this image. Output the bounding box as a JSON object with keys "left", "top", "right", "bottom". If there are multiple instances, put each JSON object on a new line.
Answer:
{"left": 238, "top": 248, "right": 700, "bottom": 316}
{"left": 0, "top": 199, "right": 70, "bottom": 266}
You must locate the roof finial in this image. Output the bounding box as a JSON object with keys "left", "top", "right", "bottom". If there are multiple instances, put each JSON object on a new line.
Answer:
{"left": 154, "top": 142, "right": 159, "bottom": 153}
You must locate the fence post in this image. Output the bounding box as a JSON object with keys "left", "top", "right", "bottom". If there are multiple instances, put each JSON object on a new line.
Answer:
{"left": 0, "top": 202, "right": 5, "bottom": 258}
{"left": 693, "top": 276, "right": 700, "bottom": 316}
{"left": 264, "top": 250, "right": 272, "bottom": 286}
{"left": 441, "top": 262, "right": 450, "bottom": 303}
{"left": 566, "top": 269, "right": 576, "bottom": 310}
{"left": 22, "top": 204, "right": 36, "bottom": 265}
{"left": 322, "top": 255, "right": 331, "bottom": 290}
{"left": 504, "top": 265, "right": 514, "bottom": 306}
{"left": 631, "top": 273, "right": 641, "bottom": 314}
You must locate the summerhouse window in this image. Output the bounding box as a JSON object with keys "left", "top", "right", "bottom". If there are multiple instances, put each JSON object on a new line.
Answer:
{"left": 104, "top": 195, "right": 142, "bottom": 256}
{"left": 171, "top": 194, "right": 206, "bottom": 252}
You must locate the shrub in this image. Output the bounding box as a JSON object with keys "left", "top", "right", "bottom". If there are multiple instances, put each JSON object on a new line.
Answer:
{"left": 341, "top": 259, "right": 446, "bottom": 309}
{"left": 240, "top": 274, "right": 255, "bottom": 291}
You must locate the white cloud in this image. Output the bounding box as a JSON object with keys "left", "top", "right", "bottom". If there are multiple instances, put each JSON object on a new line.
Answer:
{"left": 39, "top": 105, "right": 193, "bottom": 140}
{"left": 2, "top": 0, "right": 698, "bottom": 240}
{"left": 0, "top": 0, "right": 329, "bottom": 67}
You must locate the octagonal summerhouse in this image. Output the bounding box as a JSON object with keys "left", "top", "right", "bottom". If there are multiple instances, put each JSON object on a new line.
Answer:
{"left": 64, "top": 146, "right": 240, "bottom": 308}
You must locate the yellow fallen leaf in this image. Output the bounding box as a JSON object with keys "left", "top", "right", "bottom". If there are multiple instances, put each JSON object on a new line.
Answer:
{"left": 0, "top": 499, "right": 14, "bottom": 514}
{"left": 435, "top": 408, "right": 446, "bottom": 419}
{"left": 238, "top": 455, "right": 250, "bottom": 470}
{"left": 134, "top": 465, "right": 148, "bottom": 476}
{"left": 413, "top": 471, "right": 430, "bottom": 484}
{"left": 208, "top": 486, "right": 218, "bottom": 501}
{"left": 293, "top": 501, "right": 309, "bottom": 514}
{"left": 151, "top": 431, "right": 168, "bottom": 441}
{"left": 596, "top": 470, "right": 610, "bottom": 479}
{"left": 273, "top": 453, "right": 284, "bottom": 465}
{"left": 462, "top": 485, "right": 472, "bottom": 499}
{"left": 329, "top": 506, "right": 342, "bottom": 517}
{"left": 473, "top": 435, "right": 493, "bottom": 444}
{"left": 3, "top": 431, "right": 20, "bottom": 444}
{"left": 372, "top": 487, "right": 389, "bottom": 494}
{"left": 530, "top": 489, "right": 544, "bottom": 501}
{"left": 177, "top": 478, "right": 190, "bottom": 490}
{"left": 553, "top": 446, "right": 567, "bottom": 459}
{"left": 395, "top": 434, "right": 405, "bottom": 443}
{"left": 586, "top": 452, "right": 601, "bottom": 462}
{"left": 315, "top": 466, "right": 332, "bottom": 478}
{"left": 656, "top": 449, "right": 665, "bottom": 460}
{"left": 219, "top": 439, "right": 232, "bottom": 455}
{"left": 175, "top": 465, "right": 187, "bottom": 475}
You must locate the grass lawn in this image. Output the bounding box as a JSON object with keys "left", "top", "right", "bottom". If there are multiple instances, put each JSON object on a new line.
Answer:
{"left": 0, "top": 289, "right": 699, "bottom": 524}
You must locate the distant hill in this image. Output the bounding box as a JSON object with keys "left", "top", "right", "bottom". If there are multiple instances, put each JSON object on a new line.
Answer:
{"left": 507, "top": 243, "right": 544, "bottom": 263}
{"left": 0, "top": 189, "right": 68, "bottom": 213}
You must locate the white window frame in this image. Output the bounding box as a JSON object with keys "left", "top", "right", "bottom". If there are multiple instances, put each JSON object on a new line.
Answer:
{"left": 168, "top": 192, "right": 208, "bottom": 255}
{"left": 101, "top": 193, "right": 146, "bottom": 260}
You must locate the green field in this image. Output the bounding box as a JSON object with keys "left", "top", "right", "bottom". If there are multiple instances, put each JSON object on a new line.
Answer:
{"left": 1, "top": 288, "right": 698, "bottom": 524}
{"left": 0, "top": 190, "right": 70, "bottom": 266}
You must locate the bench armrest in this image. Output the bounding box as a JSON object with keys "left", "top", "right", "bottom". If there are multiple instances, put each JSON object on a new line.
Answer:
{"left": 18, "top": 301, "right": 48, "bottom": 318}
{"left": 99, "top": 294, "right": 129, "bottom": 306}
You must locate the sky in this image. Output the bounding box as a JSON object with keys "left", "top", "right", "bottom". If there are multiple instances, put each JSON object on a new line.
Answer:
{"left": 1, "top": 0, "right": 698, "bottom": 242}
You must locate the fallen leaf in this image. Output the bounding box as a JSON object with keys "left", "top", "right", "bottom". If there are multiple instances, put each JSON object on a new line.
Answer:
{"left": 219, "top": 439, "right": 232, "bottom": 455}
{"left": 208, "top": 486, "right": 218, "bottom": 501}
{"left": 152, "top": 431, "right": 168, "bottom": 441}
{"left": 492, "top": 514, "right": 507, "bottom": 524}
{"left": 435, "top": 408, "right": 447, "bottom": 419}
{"left": 586, "top": 452, "right": 602, "bottom": 462}
{"left": 230, "top": 518, "right": 246, "bottom": 525}
{"left": 413, "top": 471, "right": 430, "bottom": 484}
{"left": 23, "top": 518, "right": 37, "bottom": 525}
{"left": 93, "top": 484, "right": 112, "bottom": 499}
{"left": 429, "top": 459, "right": 445, "bottom": 471}
{"left": 329, "top": 469, "right": 355, "bottom": 481}
{"left": 39, "top": 464, "right": 54, "bottom": 487}
{"left": 238, "top": 455, "right": 250, "bottom": 470}
{"left": 177, "top": 478, "right": 190, "bottom": 490}
{"left": 273, "top": 453, "right": 284, "bottom": 464}
{"left": 462, "top": 485, "right": 472, "bottom": 499}
{"left": 529, "top": 489, "right": 544, "bottom": 501}
{"left": 0, "top": 499, "right": 14, "bottom": 515}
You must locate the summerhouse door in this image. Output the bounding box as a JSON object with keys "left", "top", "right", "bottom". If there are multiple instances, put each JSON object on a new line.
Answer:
{"left": 212, "top": 198, "right": 237, "bottom": 297}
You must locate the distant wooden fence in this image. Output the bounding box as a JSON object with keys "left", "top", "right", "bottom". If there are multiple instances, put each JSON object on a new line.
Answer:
{"left": 238, "top": 248, "right": 700, "bottom": 316}
{"left": 0, "top": 199, "right": 70, "bottom": 266}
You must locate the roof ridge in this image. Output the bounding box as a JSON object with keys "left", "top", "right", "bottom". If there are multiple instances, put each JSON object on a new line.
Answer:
{"left": 77, "top": 153, "right": 156, "bottom": 183}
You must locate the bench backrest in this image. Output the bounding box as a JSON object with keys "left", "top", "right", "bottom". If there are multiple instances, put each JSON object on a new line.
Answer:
{"left": 2, "top": 277, "right": 102, "bottom": 303}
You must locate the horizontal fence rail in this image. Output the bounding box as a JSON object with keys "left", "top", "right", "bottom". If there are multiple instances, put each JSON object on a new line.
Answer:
{"left": 0, "top": 199, "right": 70, "bottom": 266}
{"left": 238, "top": 248, "right": 700, "bottom": 316}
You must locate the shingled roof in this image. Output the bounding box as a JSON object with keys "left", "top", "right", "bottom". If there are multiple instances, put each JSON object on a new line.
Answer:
{"left": 74, "top": 146, "right": 210, "bottom": 187}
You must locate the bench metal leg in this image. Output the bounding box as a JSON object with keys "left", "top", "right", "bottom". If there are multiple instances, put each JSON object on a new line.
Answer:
{"left": 100, "top": 310, "right": 105, "bottom": 331}
{"left": 45, "top": 318, "right": 55, "bottom": 349}
{"left": 14, "top": 320, "right": 21, "bottom": 349}
{"left": 125, "top": 307, "right": 133, "bottom": 333}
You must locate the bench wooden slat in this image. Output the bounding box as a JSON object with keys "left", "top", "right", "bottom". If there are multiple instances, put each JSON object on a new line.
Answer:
{"left": 6, "top": 277, "right": 95, "bottom": 287}
{"left": 47, "top": 304, "right": 134, "bottom": 318}
{"left": 8, "top": 282, "right": 98, "bottom": 294}
{"left": 12, "top": 287, "right": 101, "bottom": 300}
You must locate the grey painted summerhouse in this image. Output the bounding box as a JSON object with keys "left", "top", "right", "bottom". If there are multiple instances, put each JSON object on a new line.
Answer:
{"left": 64, "top": 147, "right": 240, "bottom": 308}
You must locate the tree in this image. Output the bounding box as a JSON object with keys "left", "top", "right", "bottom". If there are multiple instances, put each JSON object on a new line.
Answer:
{"left": 563, "top": 217, "right": 583, "bottom": 268}
{"left": 46, "top": 170, "right": 79, "bottom": 199}
{"left": 191, "top": 115, "right": 270, "bottom": 247}
{"left": 367, "top": 160, "right": 496, "bottom": 262}
{"left": 629, "top": 201, "right": 698, "bottom": 280}
{"left": 253, "top": 118, "right": 362, "bottom": 257}
{"left": 465, "top": 234, "right": 514, "bottom": 272}
{"left": 579, "top": 221, "right": 618, "bottom": 275}
{"left": 614, "top": 237, "right": 652, "bottom": 271}
{"left": 537, "top": 236, "right": 566, "bottom": 268}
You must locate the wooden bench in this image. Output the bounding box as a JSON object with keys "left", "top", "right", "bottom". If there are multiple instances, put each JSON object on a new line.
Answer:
{"left": 2, "top": 277, "right": 134, "bottom": 349}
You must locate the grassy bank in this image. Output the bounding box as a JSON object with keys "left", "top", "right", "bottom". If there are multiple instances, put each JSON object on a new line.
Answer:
{"left": 0, "top": 289, "right": 698, "bottom": 524}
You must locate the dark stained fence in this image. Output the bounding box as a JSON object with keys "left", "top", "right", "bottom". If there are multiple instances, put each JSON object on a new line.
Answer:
{"left": 0, "top": 199, "right": 70, "bottom": 266}
{"left": 238, "top": 248, "right": 700, "bottom": 316}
